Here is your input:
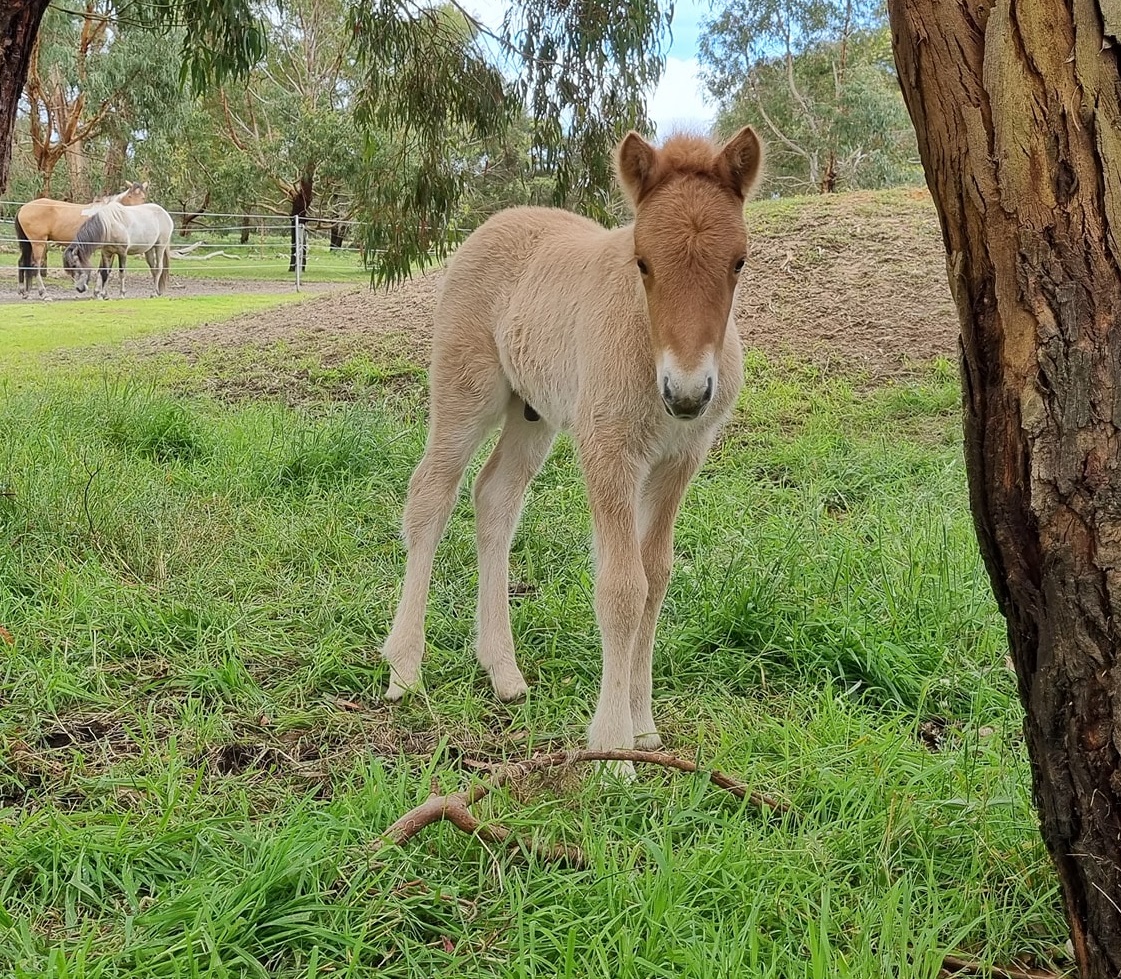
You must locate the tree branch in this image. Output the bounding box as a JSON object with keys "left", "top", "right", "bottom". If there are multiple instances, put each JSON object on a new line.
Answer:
{"left": 939, "top": 953, "right": 1063, "bottom": 979}
{"left": 371, "top": 748, "right": 791, "bottom": 868}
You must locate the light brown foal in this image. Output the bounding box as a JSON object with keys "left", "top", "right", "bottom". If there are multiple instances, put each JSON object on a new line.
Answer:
{"left": 381, "top": 126, "right": 764, "bottom": 756}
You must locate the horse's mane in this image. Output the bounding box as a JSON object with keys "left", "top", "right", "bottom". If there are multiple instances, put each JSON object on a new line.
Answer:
{"left": 71, "top": 212, "right": 106, "bottom": 253}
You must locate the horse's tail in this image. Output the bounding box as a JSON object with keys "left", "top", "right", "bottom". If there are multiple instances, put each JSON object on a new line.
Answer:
{"left": 14, "top": 214, "right": 32, "bottom": 289}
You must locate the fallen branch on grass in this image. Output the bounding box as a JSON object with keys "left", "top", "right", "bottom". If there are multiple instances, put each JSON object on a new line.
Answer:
{"left": 172, "top": 249, "right": 242, "bottom": 261}
{"left": 940, "top": 952, "right": 1063, "bottom": 979}
{"left": 370, "top": 748, "right": 791, "bottom": 868}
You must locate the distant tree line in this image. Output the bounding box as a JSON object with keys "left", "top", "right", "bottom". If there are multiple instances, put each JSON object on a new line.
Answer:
{"left": 700, "top": 0, "right": 922, "bottom": 195}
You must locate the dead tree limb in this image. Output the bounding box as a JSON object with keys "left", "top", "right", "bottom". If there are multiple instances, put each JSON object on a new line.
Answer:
{"left": 940, "top": 952, "right": 1064, "bottom": 979}
{"left": 370, "top": 748, "right": 791, "bottom": 867}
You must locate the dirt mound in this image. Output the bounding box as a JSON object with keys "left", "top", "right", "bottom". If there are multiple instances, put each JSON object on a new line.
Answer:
{"left": 127, "top": 188, "right": 959, "bottom": 383}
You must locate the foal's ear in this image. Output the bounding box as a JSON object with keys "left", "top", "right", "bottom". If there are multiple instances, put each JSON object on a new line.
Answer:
{"left": 615, "top": 131, "right": 660, "bottom": 207}
{"left": 716, "top": 126, "right": 763, "bottom": 200}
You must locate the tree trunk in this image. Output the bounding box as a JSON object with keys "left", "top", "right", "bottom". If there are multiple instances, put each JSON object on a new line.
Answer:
{"left": 240, "top": 216, "right": 250, "bottom": 246}
{"left": 66, "top": 138, "right": 89, "bottom": 201}
{"left": 329, "top": 223, "right": 344, "bottom": 251}
{"left": 0, "top": 0, "right": 52, "bottom": 195}
{"left": 288, "top": 174, "right": 312, "bottom": 273}
{"left": 887, "top": 2, "right": 1121, "bottom": 975}
{"left": 102, "top": 134, "right": 127, "bottom": 191}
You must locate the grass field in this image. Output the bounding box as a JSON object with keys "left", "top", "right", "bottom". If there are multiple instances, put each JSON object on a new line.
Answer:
{"left": 0, "top": 288, "right": 1068, "bottom": 977}
{"left": 0, "top": 294, "right": 307, "bottom": 360}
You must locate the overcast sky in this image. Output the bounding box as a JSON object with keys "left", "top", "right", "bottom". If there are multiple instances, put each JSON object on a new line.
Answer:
{"left": 460, "top": 0, "right": 719, "bottom": 136}
{"left": 643, "top": 0, "right": 718, "bottom": 135}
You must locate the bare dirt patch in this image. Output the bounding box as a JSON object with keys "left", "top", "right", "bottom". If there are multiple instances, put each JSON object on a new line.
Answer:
{"left": 121, "top": 188, "right": 959, "bottom": 389}
{"left": 2, "top": 273, "right": 344, "bottom": 304}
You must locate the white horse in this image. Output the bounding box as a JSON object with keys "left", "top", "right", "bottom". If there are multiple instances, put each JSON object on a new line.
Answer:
{"left": 62, "top": 201, "right": 173, "bottom": 299}
{"left": 380, "top": 127, "right": 764, "bottom": 761}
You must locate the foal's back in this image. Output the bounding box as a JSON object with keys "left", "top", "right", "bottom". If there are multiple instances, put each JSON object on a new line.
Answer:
{"left": 435, "top": 206, "right": 612, "bottom": 329}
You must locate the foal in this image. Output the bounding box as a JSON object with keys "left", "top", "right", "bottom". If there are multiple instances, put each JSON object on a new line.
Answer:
{"left": 382, "top": 127, "right": 763, "bottom": 753}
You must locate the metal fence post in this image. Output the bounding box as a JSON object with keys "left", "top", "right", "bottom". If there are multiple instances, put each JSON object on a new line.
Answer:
{"left": 294, "top": 215, "right": 302, "bottom": 292}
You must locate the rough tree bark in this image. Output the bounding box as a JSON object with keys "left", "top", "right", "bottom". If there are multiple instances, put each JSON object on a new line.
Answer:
{"left": 288, "top": 174, "right": 312, "bottom": 273}
{"left": 887, "top": 1, "right": 1121, "bottom": 975}
{"left": 0, "top": 0, "right": 52, "bottom": 195}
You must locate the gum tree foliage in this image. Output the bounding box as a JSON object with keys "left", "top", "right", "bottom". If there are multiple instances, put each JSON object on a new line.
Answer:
{"left": 217, "top": 0, "right": 366, "bottom": 268}
{"left": 1, "top": 0, "right": 265, "bottom": 197}
{"left": 3, "top": 0, "right": 671, "bottom": 285}
{"left": 699, "top": 0, "right": 919, "bottom": 194}
{"left": 346, "top": 0, "right": 669, "bottom": 282}
{"left": 130, "top": 99, "right": 271, "bottom": 230}
{"left": 20, "top": 1, "right": 187, "bottom": 199}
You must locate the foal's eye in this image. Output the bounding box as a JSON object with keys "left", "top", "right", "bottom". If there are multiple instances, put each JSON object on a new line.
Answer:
{"left": 733, "top": 257, "right": 746, "bottom": 274}
{"left": 636, "top": 258, "right": 649, "bottom": 275}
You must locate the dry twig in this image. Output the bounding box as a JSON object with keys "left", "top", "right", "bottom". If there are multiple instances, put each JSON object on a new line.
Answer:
{"left": 940, "top": 952, "right": 1063, "bottom": 979}
{"left": 371, "top": 748, "right": 790, "bottom": 867}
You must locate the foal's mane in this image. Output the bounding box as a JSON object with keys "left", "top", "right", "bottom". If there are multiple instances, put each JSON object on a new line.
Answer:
{"left": 616, "top": 129, "right": 761, "bottom": 208}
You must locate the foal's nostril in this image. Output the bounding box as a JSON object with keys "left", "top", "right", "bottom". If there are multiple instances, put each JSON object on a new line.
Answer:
{"left": 702, "top": 376, "right": 714, "bottom": 404}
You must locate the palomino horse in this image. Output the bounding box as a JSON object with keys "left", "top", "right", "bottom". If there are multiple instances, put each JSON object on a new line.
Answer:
{"left": 381, "top": 127, "right": 763, "bottom": 759}
{"left": 62, "top": 200, "right": 173, "bottom": 299}
{"left": 15, "top": 182, "right": 148, "bottom": 300}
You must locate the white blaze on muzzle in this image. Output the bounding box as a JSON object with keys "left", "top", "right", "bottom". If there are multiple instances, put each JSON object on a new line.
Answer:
{"left": 657, "top": 348, "right": 718, "bottom": 420}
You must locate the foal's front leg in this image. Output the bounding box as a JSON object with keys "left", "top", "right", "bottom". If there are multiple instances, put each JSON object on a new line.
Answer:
{"left": 629, "top": 450, "right": 707, "bottom": 750}
{"left": 582, "top": 450, "right": 647, "bottom": 753}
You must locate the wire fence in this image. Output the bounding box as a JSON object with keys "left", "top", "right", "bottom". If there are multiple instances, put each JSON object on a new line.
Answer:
{"left": 0, "top": 203, "right": 467, "bottom": 293}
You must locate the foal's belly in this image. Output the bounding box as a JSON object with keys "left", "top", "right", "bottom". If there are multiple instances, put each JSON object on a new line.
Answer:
{"left": 494, "top": 309, "right": 581, "bottom": 431}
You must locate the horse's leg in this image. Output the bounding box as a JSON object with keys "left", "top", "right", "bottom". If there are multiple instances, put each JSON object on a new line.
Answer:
{"left": 628, "top": 450, "right": 707, "bottom": 750}
{"left": 472, "top": 398, "right": 556, "bottom": 701}
{"left": 580, "top": 439, "right": 647, "bottom": 756}
{"left": 144, "top": 248, "right": 159, "bottom": 297}
{"left": 34, "top": 244, "right": 49, "bottom": 301}
{"left": 117, "top": 253, "right": 127, "bottom": 298}
{"left": 96, "top": 254, "right": 110, "bottom": 299}
{"left": 382, "top": 354, "right": 509, "bottom": 702}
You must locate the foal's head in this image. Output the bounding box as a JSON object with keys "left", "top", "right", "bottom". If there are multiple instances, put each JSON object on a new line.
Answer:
{"left": 616, "top": 127, "right": 762, "bottom": 420}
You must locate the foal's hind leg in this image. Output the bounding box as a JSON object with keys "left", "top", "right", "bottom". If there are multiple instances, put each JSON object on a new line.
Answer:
{"left": 382, "top": 365, "right": 509, "bottom": 701}
{"left": 472, "top": 398, "right": 556, "bottom": 701}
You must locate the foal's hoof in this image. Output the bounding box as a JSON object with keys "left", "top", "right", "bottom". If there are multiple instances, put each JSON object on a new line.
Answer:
{"left": 595, "top": 759, "right": 637, "bottom": 782}
{"left": 491, "top": 672, "right": 530, "bottom": 704}
{"left": 634, "top": 731, "right": 663, "bottom": 751}
{"left": 383, "top": 674, "right": 420, "bottom": 702}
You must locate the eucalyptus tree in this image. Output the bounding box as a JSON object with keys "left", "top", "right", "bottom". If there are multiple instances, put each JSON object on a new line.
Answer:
{"left": 889, "top": 0, "right": 1121, "bottom": 973}
{"left": 1, "top": 0, "right": 265, "bottom": 196}
{"left": 4, "top": 0, "right": 671, "bottom": 284}
{"left": 20, "top": 0, "right": 187, "bottom": 198}
{"left": 699, "top": 0, "right": 917, "bottom": 193}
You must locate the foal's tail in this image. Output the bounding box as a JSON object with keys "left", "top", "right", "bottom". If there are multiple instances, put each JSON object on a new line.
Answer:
{"left": 157, "top": 243, "right": 170, "bottom": 295}
{"left": 14, "top": 215, "right": 32, "bottom": 291}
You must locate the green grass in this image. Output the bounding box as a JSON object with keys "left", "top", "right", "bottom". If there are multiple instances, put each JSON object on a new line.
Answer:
{"left": 0, "top": 312, "right": 1068, "bottom": 976}
{"left": 0, "top": 293, "right": 306, "bottom": 359}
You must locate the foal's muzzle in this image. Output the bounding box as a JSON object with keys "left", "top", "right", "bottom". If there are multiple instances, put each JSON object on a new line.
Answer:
{"left": 661, "top": 373, "right": 714, "bottom": 420}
